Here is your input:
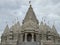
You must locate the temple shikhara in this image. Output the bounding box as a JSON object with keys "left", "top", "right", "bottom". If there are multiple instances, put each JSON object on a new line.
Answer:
{"left": 1, "top": 3, "right": 60, "bottom": 45}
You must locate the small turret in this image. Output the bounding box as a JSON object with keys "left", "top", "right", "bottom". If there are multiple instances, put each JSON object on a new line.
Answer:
{"left": 3, "top": 24, "right": 9, "bottom": 35}
{"left": 39, "top": 21, "right": 43, "bottom": 30}
{"left": 10, "top": 21, "right": 21, "bottom": 33}
{"left": 52, "top": 25, "right": 58, "bottom": 34}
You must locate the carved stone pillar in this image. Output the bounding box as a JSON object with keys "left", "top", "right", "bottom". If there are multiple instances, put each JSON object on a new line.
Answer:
{"left": 32, "top": 33, "right": 34, "bottom": 42}
{"left": 25, "top": 33, "right": 27, "bottom": 42}
{"left": 20, "top": 34, "right": 23, "bottom": 42}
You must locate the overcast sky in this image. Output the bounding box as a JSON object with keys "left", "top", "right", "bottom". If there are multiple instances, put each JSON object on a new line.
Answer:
{"left": 0, "top": 0, "right": 60, "bottom": 42}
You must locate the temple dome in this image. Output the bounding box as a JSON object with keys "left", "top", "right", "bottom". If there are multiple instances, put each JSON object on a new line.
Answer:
{"left": 23, "top": 5, "right": 39, "bottom": 24}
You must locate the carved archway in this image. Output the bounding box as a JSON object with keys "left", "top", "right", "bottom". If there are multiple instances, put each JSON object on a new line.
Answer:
{"left": 34, "top": 34, "right": 36, "bottom": 41}
{"left": 27, "top": 33, "right": 32, "bottom": 42}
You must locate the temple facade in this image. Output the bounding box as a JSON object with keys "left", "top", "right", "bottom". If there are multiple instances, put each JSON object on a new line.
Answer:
{"left": 1, "top": 4, "right": 60, "bottom": 45}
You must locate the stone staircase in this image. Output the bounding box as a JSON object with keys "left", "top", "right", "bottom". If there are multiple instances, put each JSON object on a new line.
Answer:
{"left": 19, "top": 42, "right": 40, "bottom": 45}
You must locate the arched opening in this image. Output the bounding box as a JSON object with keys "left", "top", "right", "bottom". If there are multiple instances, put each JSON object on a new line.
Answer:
{"left": 34, "top": 34, "right": 36, "bottom": 41}
{"left": 27, "top": 33, "right": 32, "bottom": 42}
{"left": 23, "top": 34, "right": 25, "bottom": 41}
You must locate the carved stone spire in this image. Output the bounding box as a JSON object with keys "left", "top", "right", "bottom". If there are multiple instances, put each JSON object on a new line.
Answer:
{"left": 23, "top": 3, "right": 38, "bottom": 24}
{"left": 29, "top": 0, "right": 31, "bottom": 5}
{"left": 52, "top": 25, "right": 57, "bottom": 34}
{"left": 3, "top": 24, "right": 9, "bottom": 34}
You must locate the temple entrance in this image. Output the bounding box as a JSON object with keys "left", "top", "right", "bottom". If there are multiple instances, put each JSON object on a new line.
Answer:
{"left": 22, "top": 33, "right": 36, "bottom": 42}
{"left": 27, "top": 33, "right": 32, "bottom": 42}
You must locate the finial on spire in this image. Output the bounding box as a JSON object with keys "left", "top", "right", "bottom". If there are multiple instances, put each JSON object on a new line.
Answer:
{"left": 29, "top": 0, "right": 31, "bottom": 4}
{"left": 42, "top": 17, "right": 45, "bottom": 22}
